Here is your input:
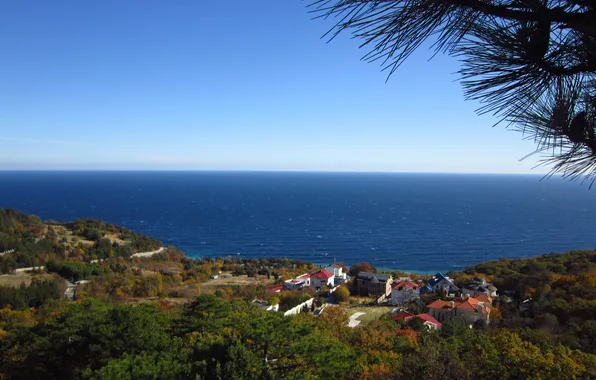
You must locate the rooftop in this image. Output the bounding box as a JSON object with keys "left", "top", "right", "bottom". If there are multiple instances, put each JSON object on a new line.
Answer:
{"left": 310, "top": 269, "right": 333, "bottom": 280}
{"left": 357, "top": 271, "right": 392, "bottom": 282}
{"left": 427, "top": 296, "right": 491, "bottom": 315}
{"left": 408, "top": 313, "right": 442, "bottom": 328}
{"left": 393, "top": 311, "right": 415, "bottom": 321}
{"left": 392, "top": 280, "right": 420, "bottom": 290}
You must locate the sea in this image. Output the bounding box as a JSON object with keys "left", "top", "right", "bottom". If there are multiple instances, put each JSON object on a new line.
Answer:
{"left": 0, "top": 171, "right": 594, "bottom": 273}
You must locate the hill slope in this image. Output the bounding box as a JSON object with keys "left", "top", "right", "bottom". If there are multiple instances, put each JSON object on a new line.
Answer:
{"left": 0, "top": 208, "right": 161, "bottom": 273}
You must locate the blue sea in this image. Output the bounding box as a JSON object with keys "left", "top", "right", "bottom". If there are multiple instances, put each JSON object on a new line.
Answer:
{"left": 0, "top": 171, "right": 594, "bottom": 272}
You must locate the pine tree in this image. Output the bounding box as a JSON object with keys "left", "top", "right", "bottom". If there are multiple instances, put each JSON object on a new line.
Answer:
{"left": 312, "top": 0, "right": 596, "bottom": 182}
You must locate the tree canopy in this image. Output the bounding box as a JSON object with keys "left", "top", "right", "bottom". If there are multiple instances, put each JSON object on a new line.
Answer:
{"left": 312, "top": 0, "right": 596, "bottom": 182}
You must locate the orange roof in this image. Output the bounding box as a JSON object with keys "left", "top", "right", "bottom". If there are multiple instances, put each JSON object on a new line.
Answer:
{"left": 455, "top": 300, "right": 478, "bottom": 310}
{"left": 392, "top": 280, "right": 420, "bottom": 290}
{"left": 428, "top": 296, "right": 489, "bottom": 312}
{"left": 474, "top": 294, "right": 492, "bottom": 303}
{"left": 427, "top": 300, "right": 452, "bottom": 309}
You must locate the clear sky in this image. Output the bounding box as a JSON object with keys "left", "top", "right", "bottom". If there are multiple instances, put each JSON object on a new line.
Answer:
{"left": 0, "top": 0, "right": 546, "bottom": 173}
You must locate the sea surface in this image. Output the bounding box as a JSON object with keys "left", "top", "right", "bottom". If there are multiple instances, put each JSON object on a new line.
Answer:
{"left": 0, "top": 171, "right": 594, "bottom": 272}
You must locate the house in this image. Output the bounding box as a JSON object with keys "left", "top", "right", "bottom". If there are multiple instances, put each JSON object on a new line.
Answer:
{"left": 266, "top": 285, "right": 284, "bottom": 293}
{"left": 461, "top": 277, "right": 498, "bottom": 298}
{"left": 252, "top": 299, "right": 279, "bottom": 312}
{"left": 392, "top": 310, "right": 415, "bottom": 322}
{"left": 308, "top": 269, "right": 334, "bottom": 290}
{"left": 285, "top": 278, "right": 308, "bottom": 290}
{"left": 395, "top": 312, "right": 442, "bottom": 330}
{"left": 407, "top": 314, "right": 442, "bottom": 330}
{"left": 427, "top": 295, "right": 491, "bottom": 325}
{"left": 474, "top": 293, "right": 493, "bottom": 304}
{"left": 324, "top": 264, "right": 347, "bottom": 285}
{"left": 390, "top": 280, "right": 421, "bottom": 305}
{"left": 354, "top": 272, "right": 393, "bottom": 297}
{"left": 420, "top": 273, "right": 459, "bottom": 295}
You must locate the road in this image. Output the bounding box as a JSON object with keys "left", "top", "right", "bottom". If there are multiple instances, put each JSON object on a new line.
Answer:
{"left": 131, "top": 246, "right": 166, "bottom": 258}
{"left": 14, "top": 266, "right": 45, "bottom": 273}
{"left": 89, "top": 247, "right": 166, "bottom": 263}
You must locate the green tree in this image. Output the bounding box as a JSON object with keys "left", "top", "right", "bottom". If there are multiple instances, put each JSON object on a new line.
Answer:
{"left": 86, "top": 350, "right": 191, "bottom": 380}
{"left": 174, "top": 295, "right": 232, "bottom": 335}
{"left": 334, "top": 285, "right": 350, "bottom": 303}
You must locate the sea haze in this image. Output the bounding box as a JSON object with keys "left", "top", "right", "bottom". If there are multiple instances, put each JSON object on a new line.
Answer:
{"left": 0, "top": 171, "right": 594, "bottom": 272}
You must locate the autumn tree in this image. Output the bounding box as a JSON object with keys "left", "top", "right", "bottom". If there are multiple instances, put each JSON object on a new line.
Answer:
{"left": 312, "top": 0, "right": 596, "bottom": 182}
{"left": 349, "top": 262, "right": 376, "bottom": 277}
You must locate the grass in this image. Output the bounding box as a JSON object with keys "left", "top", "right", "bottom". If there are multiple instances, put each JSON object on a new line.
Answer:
{"left": 343, "top": 304, "right": 393, "bottom": 326}
{"left": 201, "top": 274, "right": 273, "bottom": 288}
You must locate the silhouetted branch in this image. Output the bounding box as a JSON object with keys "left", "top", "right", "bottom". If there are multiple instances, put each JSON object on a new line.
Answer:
{"left": 311, "top": 0, "right": 596, "bottom": 182}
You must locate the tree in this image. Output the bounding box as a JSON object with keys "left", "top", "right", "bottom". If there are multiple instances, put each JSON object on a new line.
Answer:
{"left": 312, "top": 0, "right": 596, "bottom": 182}
{"left": 268, "top": 296, "right": 280, "bottom": 306}
{"left": 334, "top": 285, "right": 350, "bottom": 303}
{"left": 349, "top": 262, "right": 376, "bottom": 277}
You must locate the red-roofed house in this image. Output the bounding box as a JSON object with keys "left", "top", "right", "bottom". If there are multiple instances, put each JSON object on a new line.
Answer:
{"left": 400, "top": 313, "right": 442, "bottom": 330}
{"left": 427, "top": 295, "right": 491, "bottom": 325}
{"left": 409, "top": 314, "right": 442, "bottom": 330}
{"left": 393, "top": 311, "right": 415, "bottom": 321}
{"left": 390, "top": 280, "right": 421, "bottom": 305}
{"left": 266, "top": 285, "right": 284, "bottom": 293}
{"left": 309, "top": 269, "right": 334, "bottom": 290}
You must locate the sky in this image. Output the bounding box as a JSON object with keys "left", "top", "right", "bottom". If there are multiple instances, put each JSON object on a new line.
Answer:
{"left": 0, "top": 0, "right": 547, "bottom": 173}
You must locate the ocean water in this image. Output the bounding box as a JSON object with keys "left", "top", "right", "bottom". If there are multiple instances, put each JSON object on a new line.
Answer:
{"left": 0, "top": 171, "right": 594, "bottom": 272}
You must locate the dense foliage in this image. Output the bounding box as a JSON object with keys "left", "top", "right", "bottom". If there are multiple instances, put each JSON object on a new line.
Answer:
{"left": 0, "top": 251, "right": 595, "bottom": 378}
{"left": 0, "top": 291, "right": 595, "bottom": 380}
{"left": 453, "top": 250, "right": 596, "bottom": 354}
{"left": 0, "top": 278, "right": 62, "bottom": 309}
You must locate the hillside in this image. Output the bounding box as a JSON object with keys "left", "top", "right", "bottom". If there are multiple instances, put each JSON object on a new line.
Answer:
{"left": 452, "top": 250, "right": 596, "bottom": 354}
{"left": 0, "top": 208, "right": 162, "bottom": 273}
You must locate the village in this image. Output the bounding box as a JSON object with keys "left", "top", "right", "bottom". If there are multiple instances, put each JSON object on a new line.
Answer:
{"left": 248, "top": 262, "right": 498, "bottom": 329}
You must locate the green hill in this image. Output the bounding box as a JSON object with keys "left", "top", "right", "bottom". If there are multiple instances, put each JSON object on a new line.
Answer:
{"left": 0, "top": 208, "right": 162, "bottom": 273}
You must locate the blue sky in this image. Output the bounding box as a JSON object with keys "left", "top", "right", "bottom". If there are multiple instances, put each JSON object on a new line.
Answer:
{"left": 0, "top": 0, "right": 545, "bottom": 173}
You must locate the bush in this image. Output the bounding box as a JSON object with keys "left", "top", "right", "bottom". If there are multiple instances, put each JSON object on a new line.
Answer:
{"left": 334, "top": 286, "right": 350, "bottom": 303}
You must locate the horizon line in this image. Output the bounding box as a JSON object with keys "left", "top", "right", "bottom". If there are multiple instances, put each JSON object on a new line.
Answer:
{"left": 0, "top": 168, "right": 552, "bottom": 176}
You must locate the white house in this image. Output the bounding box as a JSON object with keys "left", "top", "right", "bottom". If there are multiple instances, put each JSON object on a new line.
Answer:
{"left": 325, "top": 264, "right": 347, "bottom": 285}
{"left": 307, "top": 270, "right": 334, "bottom": 290}
{"left": 390, "top": 280, "right": 421, "bottom": 305}
{"left": 285, "top": 278, "right": 308, "bottom": 290}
